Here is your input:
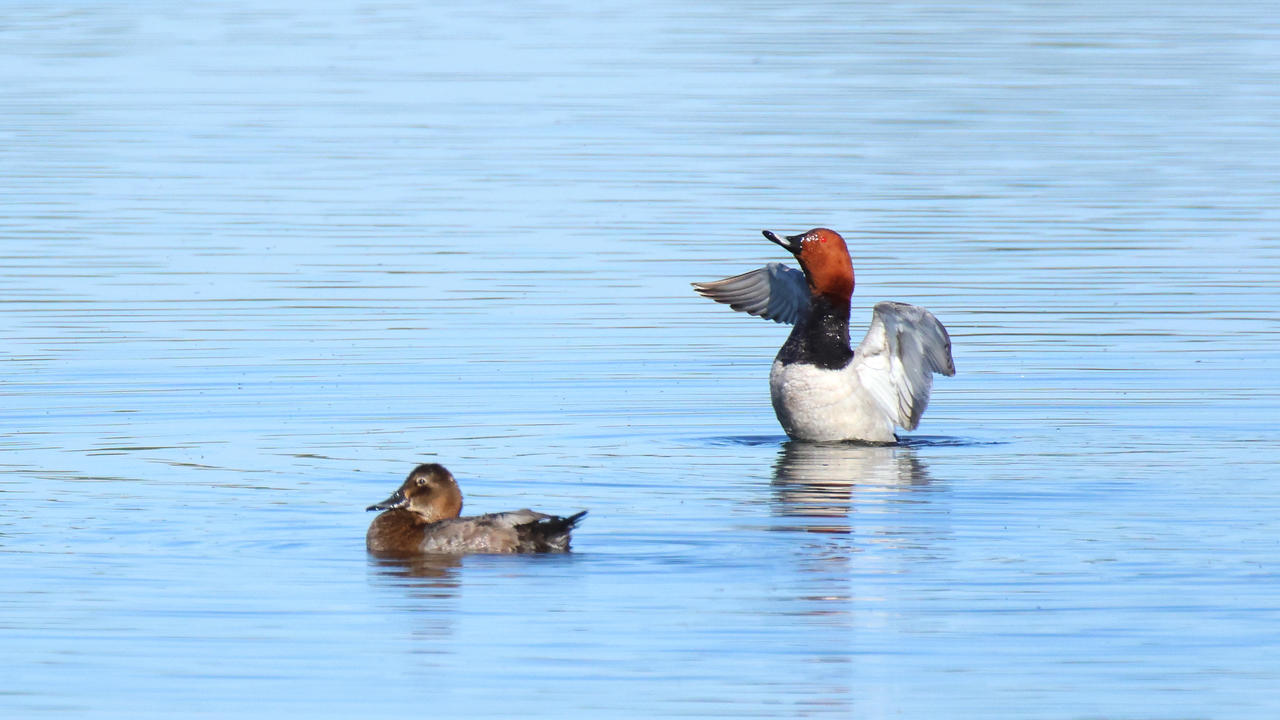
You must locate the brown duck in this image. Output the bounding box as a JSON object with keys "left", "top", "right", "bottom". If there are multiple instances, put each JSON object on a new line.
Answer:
{"left": 365, "top": 463, "right": 586, "bottom": 555}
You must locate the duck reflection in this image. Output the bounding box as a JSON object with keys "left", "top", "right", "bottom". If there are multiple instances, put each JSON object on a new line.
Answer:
{"left": 771, "top": 440, "right": 932, "bottom": 534}
{"left": 368, "top": 553, "right": 463, "bottom": 605}
{"left": 369, "top": 552, "right": 463, "bottom": 584}
{"left": 367, "top": 554, "right": 463, "bottom": 641}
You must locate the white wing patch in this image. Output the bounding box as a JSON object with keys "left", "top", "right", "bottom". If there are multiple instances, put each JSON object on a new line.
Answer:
{"left": 692, "top": 263, "right": 809, "bottom": 325}
{"left": 852, "top": 301, "right": 955, "bottom": 431}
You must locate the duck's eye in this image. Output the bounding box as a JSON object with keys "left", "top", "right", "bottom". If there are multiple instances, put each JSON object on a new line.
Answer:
{"left": 416, "top": 477, "right": 427, "bottom": 487}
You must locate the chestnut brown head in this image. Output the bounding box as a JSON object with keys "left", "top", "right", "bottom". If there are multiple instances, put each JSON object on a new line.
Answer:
{"left": 366, "top": 463, "right": 464, "bottom": 522}
{"left": 763, "top": 228, "right": 855, "bottom": 303}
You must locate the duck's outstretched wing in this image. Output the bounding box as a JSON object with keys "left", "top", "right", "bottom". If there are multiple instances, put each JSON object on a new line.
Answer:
{"left": 852, "top": 301, "right": 956, "bottom": 431}
{"left": 692, "top": 262, "right": 809, "bottom": 325}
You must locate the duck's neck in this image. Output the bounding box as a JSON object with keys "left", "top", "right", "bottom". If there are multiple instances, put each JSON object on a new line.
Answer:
{"left": 777, "top": 294, "right": 853, "bottom": 370}
{"left": 413, "top": 493, "right": 463, "bottom": 523}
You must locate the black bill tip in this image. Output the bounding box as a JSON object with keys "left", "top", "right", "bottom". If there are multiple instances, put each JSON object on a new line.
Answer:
{"left": 366, "top": 491, "right": 407, "bottom": 512}
{"left": 762, "top": 230, "right": 801, "bottom": 254}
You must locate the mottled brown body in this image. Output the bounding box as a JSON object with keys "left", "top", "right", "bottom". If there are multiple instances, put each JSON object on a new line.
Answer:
{"left": 365, "top": 464, "right": 585, "bottom": 555}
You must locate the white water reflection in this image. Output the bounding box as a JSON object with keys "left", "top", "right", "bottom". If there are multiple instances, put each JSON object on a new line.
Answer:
{"left": 772, "top": 441, "right": 933, "bottom": 534}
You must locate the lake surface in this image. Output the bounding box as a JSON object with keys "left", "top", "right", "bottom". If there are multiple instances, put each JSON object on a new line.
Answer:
{"left": 3, "top": 2, "right": 1280, "bottom": 717}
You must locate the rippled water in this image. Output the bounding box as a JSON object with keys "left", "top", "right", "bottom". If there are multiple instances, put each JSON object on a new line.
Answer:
{"left": 4, "top": 2, "right": 1280, "bottom": 717}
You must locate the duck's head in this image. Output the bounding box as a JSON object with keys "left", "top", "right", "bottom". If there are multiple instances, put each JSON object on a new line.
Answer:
{"left": 763, "top": 228, "right": 854, "bottom": 303}
{"left": 366, "top": 463, "right": 464, "bottom": 522}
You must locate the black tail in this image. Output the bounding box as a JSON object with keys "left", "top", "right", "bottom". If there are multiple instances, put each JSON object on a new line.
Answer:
{"left": 516, "top": 510, "right": 587, "bottom": 553}
{"left": 559, "top": 510, "right": 588, "bottom": 530}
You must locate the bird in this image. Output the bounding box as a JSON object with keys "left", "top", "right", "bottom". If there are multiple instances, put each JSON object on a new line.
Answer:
{"left": 365, "top": 463, "right": 586, "bottom": 555}
{"left": 693, "top": 228, "right": 955, "bottom": 443}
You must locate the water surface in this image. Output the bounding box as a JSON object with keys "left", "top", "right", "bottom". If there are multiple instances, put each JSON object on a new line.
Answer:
{"left": 3, "top": 2, "right": 1280, "bottom": 718}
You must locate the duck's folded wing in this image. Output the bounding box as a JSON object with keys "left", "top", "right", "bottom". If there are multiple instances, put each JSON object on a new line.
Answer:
{"left": 852, "top": 301, "right": 956, "bottom": 431}
{"left": 691, "top": 262, "right": 809, "bottom": 325}
{"left": 479, "top": 510, "right": 547, "bottom": 527}
{"left": 420, "top": 511, "right": 548, "bottom": 553}
{"left": 486, "top": 510, "right": 586, "bottom": 553}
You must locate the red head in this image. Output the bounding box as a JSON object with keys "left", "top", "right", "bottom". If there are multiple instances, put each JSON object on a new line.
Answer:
{"left": 763, "top": 228, "right": 855, "bottom": 303}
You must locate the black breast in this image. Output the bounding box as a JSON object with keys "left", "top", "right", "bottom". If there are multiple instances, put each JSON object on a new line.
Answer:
{"left": 776, "top": 295, "right": 853, "bottom": 370}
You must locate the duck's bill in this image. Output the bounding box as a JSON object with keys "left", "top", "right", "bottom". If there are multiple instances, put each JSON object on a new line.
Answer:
{"left": 763, "top": 230, "right": 802, "bottom": 254}
{"left": 366, "top": 491, "right": 408, "bottom": 512}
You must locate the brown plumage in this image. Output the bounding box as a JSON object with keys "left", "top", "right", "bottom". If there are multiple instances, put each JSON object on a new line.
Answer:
{"left": 364, "top": 463, "right": 586, "bottom": 555}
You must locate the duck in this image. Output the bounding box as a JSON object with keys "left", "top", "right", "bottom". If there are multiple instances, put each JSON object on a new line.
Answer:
{"left": 365, "top": 463, "right": 586, "bottom": 555}
{"left": 693, "top": 228, "right": 955, "bottom": 443}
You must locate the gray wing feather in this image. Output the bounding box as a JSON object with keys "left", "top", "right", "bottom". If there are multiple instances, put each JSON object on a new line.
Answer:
{"left": 853, "top": 301, "right": 955, "bottom": 431}
{"left": 477, "top": 509, "right": 548, "bottom": 527}
{"left": 417, "top": 510, "right": 546, "bottom": 553}
{"left": 691, "top": 263, "right": 809, "bottom": 325}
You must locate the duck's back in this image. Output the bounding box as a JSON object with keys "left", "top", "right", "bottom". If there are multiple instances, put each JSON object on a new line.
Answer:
{"left": 413, "top": 510, "right": 586, "bottom": 554}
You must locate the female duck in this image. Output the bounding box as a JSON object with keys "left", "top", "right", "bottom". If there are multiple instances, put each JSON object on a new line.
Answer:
{"left": 365, "top": 463, "right": 586, "bottom": 555}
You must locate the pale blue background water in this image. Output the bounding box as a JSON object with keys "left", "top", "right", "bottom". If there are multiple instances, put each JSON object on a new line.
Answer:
{"left": 3, "top": 2, "right": 1280, "bottom": 718}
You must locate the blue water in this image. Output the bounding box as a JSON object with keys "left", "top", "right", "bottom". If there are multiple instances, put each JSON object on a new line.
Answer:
{"left": 3, "top": 2, "right": 1280, "bottom": 717}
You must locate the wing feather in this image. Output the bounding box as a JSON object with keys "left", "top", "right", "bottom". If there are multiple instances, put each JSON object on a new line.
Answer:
{"left": 852, "top": 301, "right": 955, "bottom": 431}
{"left": 691, "top": 263, "right": 809, "bottom": 325}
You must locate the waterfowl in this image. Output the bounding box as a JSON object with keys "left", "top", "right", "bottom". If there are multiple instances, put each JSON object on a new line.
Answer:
{"left": 693, "top": 228, "right": 955, "bottom": 442}
{"left": 365, "top": 463, "right": 586, "bottom": 554}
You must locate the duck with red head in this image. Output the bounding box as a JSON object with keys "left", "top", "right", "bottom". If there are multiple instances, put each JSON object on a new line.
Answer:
{"left": 366, "top": 463, "right": 586, "bottom": 555}
{"left": 694, "top": 228, "right": 955, "bottom": 443}
{"left": 763, "top": 229, "right": 854, "bottom": 305}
